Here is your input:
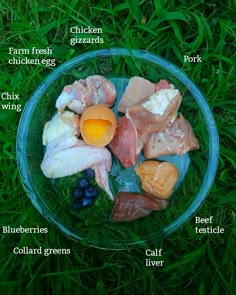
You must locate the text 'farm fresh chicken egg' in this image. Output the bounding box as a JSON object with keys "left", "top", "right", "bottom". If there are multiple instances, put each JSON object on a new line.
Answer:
{"left": 80, "top": 104, "right": 117, "bottom": 147}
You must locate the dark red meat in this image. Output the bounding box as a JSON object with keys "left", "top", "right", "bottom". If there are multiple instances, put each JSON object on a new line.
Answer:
{"left": 112, "top": 192, "right": 168, "bottom": 222}
{"left": 109, "top": 116, "right": 138, "bottom": 168}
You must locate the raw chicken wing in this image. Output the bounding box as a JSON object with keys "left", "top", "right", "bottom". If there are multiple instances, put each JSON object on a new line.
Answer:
{"left": 42, "top": 111, "right": 80, "bottom": 145}
{"left": 40, "top": 134, "right": 113, "bottom": 199}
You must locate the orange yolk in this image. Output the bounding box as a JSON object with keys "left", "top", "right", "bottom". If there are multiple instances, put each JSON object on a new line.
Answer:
{"left": 83, "top": 119, "right": 112, "bottom": 141}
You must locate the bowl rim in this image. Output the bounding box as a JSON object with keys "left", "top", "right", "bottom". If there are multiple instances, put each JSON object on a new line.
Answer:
{"left": 16, "top": 48, "right": 219, "bottom": 249}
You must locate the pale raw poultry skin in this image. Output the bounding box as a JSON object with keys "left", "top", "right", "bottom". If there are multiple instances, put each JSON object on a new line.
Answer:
{"left": 42, "top": 111, "right": 80, "bottom": 145}
{"left": 55, "top": 75, "right": 116, "bottom": 114}
{"left": 40, "top": 133, "right": 113, "bottom": 200}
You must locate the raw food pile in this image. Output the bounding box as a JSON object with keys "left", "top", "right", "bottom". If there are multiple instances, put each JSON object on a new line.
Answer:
{"left": 40, "top": 75, "right": 199, "bottom": 222}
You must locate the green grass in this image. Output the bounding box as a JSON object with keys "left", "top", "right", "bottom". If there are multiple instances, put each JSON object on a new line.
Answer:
{"left": 0, "top": 0, "right": 236, "bottom": 294}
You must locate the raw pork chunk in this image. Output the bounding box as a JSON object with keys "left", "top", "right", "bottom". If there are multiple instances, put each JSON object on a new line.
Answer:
{"left": 143, "top": 114, "right": 199, "bottom": 158}
{"left": 155, "top": 79, "right": 172, "bottom": 91}
{"left": 127, "top": 88, "right": 182, "bottom": 134}
{"left": 118, "top": 78, "right": 172, "bottom": 113}
{"left": 118, "top": 76, "right": 155, "bottom": 113}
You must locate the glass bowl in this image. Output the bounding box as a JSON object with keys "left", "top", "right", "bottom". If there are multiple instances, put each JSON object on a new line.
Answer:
{"left": 17, "top": 48, "right": 219, "bottom": 249}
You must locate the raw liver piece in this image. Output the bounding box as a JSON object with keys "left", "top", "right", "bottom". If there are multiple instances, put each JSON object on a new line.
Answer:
{"left": 108, "top": 116, "right": 138, "bottom": 168}
{"left": 127, "top": 88, "right": 182, "bottom": 134}
{"left": 118, "top": 76, "right": 155, "bottom": 113}
{"left": 143, "top": 114, "right": 199, "bottom": 158}
{"left": 111, "top": 192, "right": 168, "bottom": 222}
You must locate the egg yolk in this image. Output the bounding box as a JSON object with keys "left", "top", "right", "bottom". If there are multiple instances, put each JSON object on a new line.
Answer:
{"left": 83, "top": 119, "right": 112, "bottom": 140}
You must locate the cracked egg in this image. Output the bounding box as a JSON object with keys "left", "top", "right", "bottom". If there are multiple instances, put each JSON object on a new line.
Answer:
{"left": 80, "top": 104, "right": 117, "bottom": 147}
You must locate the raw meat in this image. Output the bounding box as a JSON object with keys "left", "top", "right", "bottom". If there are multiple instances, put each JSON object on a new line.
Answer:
{"left": 118, "top": 76, "right": 155, "bottom": 113}
{"left": 42, "top": 111, "right": 80, "bottom": 145}
{"left": 118, "top": 78, "right": 173, "bottom": 113}
{"left": 56, "top": 75, "right": 116, "bottom": 114}
{"left": 143, "top": 114, "right": 199, "bottom": 158}
{"left": 40, "top": 133, "right": 113, "bottom": 199}
{"left": 127, "top": 88, "right": 182, "bottom": 134}
{"left": 108, "top": 116, "right": 138, "bottom": 168}
{"left": 135, "top": 161, "right": 178, "bottom": 199}
{"left": 112, "top": 192, "right": 168, "bottom": 222}
{"left": 155, "top": 79, "right": 172, "bottom": 91}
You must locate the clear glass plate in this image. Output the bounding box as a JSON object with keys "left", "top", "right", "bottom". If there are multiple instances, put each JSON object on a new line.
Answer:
{"left": 17, "top": 48, "right": 219, "bottom": 249}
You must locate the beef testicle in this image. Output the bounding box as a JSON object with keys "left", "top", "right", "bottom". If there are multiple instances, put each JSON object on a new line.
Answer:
{"left": 135, "top": 161, "right": 178, "bottom": 199}
{"left": 112, "top": 192, "right": 168, "bottom": 222}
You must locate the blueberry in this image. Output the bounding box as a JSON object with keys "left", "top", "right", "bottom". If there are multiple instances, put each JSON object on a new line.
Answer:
{"left": 84, "top": 186, "right": 98, "bottom": 199}
{"left": 84, "top": 168, "right": 95, "bottom": 179}
{"left": 79, "top": 198, "right": 93, "bottom": 208}
{"left": 72, "top": 188, "right": 83, "bottom": 200}
{"left": 72, "top": 202, "right": 82, "bottom": 210}
{"left": 78, "top": 178, "right": 90, "bottom": 190}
